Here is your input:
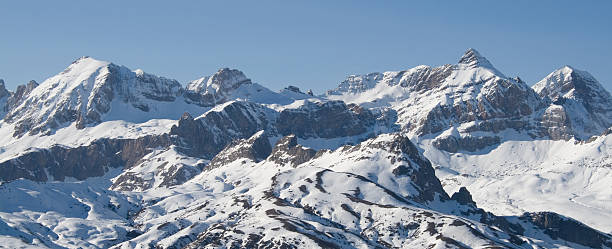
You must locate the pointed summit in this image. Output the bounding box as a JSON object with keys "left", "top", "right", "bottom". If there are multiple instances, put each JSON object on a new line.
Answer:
{"left": 534, "top": 66, "right": 612, "bottom": 139}
{"left": 458, "top": 48, "right": 502, "bottom": 75}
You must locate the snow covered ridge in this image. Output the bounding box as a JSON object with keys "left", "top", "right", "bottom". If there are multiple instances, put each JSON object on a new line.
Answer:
{"left": 0, "top": 49, "right": 612, "bottom": 248}
{"left": 0, "top": 58, "right": 306, "bottom": 139}
{"left": 327, "top": 48, "right": 612, "bottom": 145}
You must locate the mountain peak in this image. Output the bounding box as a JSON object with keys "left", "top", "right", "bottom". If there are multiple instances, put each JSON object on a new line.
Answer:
{"left": 458, "top": 48, "right": 501, "bottom": 74}
{"left": 186, "top": 68, "right": 251, "bottom": 94}
{"left": 209, "top": 68, "right": 251, "bottom": 91}
{"left": 533, "top": 65, "right": 610, "bottom": 102}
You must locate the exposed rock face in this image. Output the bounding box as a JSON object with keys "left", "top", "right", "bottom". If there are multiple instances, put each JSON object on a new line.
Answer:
{"left": 268, "top": 134, "right": 316, "bottom": 167}
{"left": 207, "top": 130, "right": 272, "bottom": 170}
{"left": 4, "top": 57, "right": 182, "bottom": 137}
{"left": 363, "top": 133, "right": 449, "bottom": 202}
{"left": 170, "top": 102, "right": 271, "bottom": 159}
{"left": 521, "top": 212, "right": 612, "bottom": 249}
{"left": 432, "top": 135, "right": 501, "bottom": 153}
{"left": 0, "top": 135, "right": 172, "bottom": 182}
{"left": 185, "top": 68, "right": 252, "bottom": 107}
{"left": 276, "top": 101, "right": 375, "bottom": 138}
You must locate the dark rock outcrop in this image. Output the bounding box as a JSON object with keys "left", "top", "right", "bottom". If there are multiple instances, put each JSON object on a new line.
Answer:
{"left": 268, "top": 135, "right": 316, "bottom": 167}
{"left": 432, "top": 135, "right": 500, "bottom": 153}
{"left": 521, "top": 212, "right": 612, "bottom": 249}
{"left": 451, "top": 187, "right": 476, "bottom": 206}
{"left": 170, "top": 102, "right": 270, "bottom": 159}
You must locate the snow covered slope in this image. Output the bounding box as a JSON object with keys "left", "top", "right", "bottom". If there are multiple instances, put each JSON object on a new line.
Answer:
{"left": 3, "top": 133, "right": 610, "bottom": 248}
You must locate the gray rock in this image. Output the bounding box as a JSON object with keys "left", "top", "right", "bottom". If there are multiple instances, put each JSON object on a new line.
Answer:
{"left": 432, "top": 135, "right": 501, "bottom": 153}
{"left": 276, "top": 101, "right": 375, "bottom": 139}
{"left": 0, "top": 135, "right": 172, "bottom": 182}
{"left": 170, "top": 102, "right": 271, "bottom": 159}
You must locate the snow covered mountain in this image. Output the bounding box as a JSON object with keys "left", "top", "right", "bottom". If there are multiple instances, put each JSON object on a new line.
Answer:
{"left": 1, "top": 50, "right": 611, "bottom": 248}
{"left": 533, "top": 65, "right": 612, "bottom": 139}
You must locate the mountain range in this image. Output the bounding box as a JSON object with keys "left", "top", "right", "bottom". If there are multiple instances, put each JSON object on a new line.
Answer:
{"left": 0, "top": 49, "right": 610, "bottom": 248}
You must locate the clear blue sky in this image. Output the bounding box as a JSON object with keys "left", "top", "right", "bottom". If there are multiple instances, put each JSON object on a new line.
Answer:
{"left": 1, "top": 1, "right": 610, "bottom": 93}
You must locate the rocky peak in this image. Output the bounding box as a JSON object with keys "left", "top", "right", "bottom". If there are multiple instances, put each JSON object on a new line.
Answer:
{"left": 534, "top": 66, "right": 612, "bottom": 139}
{"left": 0, "top": 79, "right": 9, "bottom": 99}
{"left": 267, "top": 134, "right": 316, "bottom": 167}
{"left": 458, "top": 48, "right": 503, "bottom": 75}
{"left": 185, "top": 68, "right": 253, "bottom": 106}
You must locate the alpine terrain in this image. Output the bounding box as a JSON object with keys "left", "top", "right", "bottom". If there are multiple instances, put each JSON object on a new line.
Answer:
{"left": 0, "top": 49, "right": 611, "bottom": 248}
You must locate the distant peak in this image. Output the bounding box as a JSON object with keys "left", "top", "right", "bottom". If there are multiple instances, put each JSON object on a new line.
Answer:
{"left": 62, "top": 56, "right": 110, "bottom": 75}
{"left": 187, "top": 68, "right": 251, "bottom": 94}
{"left": 458, "top": 48, "right": 502, "bottom": 75}
{"left": 209, "top": 68, "right": 250, "bottom": 87}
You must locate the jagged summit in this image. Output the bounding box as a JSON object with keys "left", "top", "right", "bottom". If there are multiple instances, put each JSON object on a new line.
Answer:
{"left": 458, "top": 48, "right": 503, "bottom": 75}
